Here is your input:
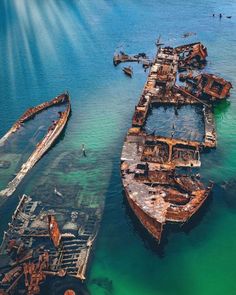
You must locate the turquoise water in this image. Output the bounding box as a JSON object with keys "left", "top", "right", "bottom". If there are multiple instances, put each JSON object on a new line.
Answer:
{"left": 0, "top": 0, "right": 236, "bottom": 294}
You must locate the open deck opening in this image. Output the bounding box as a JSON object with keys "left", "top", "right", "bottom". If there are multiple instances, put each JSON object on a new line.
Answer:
{"left": 144, "top": 105, "right": 205, "bottom": 142}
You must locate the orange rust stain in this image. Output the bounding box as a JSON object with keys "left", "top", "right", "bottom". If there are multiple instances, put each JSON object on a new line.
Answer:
{"left": 64, "top": 290, "right": 76, "bottom": 295}
{"left": 48, "top": 215, "right": 61, "bottom": 248}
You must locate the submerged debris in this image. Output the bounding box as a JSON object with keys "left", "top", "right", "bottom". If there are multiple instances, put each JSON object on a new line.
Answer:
{"left": 0, "top": 160, "right": 11, "bottom": 169}
{"left": 0, "top": 194, "right": 100, "bottom": 294}
{"left": 181, "top": 32, "right": 196, "bottom": 38}
{"left": 0, "top": 93, "right": 71, "bottom": 200}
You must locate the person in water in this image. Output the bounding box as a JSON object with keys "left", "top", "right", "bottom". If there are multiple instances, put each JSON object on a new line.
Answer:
{"left": 81, "top": 144, "right": 86, "bottom": 157}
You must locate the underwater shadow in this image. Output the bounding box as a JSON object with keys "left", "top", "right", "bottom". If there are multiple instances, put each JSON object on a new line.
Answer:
{"left": 122, "top": 186, "right": 213, "bottom": 257}
{"left": 41, "top": 275, "right": 90, "bottom": 295}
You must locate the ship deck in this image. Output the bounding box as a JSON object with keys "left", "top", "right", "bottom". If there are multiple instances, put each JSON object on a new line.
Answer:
{"left": 120, "top": 42, "right": 229, "bottom": 243}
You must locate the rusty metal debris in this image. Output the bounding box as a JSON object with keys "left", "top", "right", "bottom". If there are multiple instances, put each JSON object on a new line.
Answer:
{"left": 0, "top": 194, "right": 99, "bottom": 294}
{"left": 0, "top": 93, "right": 71, "bottom": 199}
{"left": 23, "top": 252, "right": 49, "bottom": 295}
{"left": 185, "top": 73, "right": 232, "bottom": 101}
{"left": 175, "top": 42, "right": 208, "bottom": 71}
{"left": 120, "top": 42, "right": 232, "bottom": 243}
{"left": 113, "top": 51, "right": 152, "bottom": 67}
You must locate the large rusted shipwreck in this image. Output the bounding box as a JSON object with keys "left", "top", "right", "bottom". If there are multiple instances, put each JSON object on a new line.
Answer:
{"left": 120, "top": 42, "right": 232, "bottom": 243}
{"left": 0, "top": 194, "right": 99, "bottom": 294}
{"left": 0, "top": 93, "right": 71, "bottom": 199}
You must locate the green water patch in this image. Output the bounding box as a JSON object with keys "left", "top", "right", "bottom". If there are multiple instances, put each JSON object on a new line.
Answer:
{"left": 21, "top": 144, "right": 111, "bottom": 214}
{"left": 88, "top": 181, "right": 235, "bottom": 295}
{"left": 30, "top": 177, "right": 81, "bottom": 208}
{"left": 200, "top": 100, "right": 236, "bottom": 182}
{"left": 0, "top": 153, "right": 21, "bottom": 184}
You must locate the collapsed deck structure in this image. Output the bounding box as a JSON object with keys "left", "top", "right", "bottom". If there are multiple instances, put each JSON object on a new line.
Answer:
{"left": 113, "top": 51, "right": 152, "bottom": 68}
{"left": 120, "top": 42, "right": 232, "bottom": 243}
{"left": 0, "top": 93, "right": 71, "bottom": 199}
{"left": 0, "top": 194, "right": 99, "bottom": 294}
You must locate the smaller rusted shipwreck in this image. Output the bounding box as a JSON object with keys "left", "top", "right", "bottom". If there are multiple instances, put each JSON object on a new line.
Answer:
{"left": 184, "top": 73, "right": 233, "bottom": 101}
{"left": 0, "top": 93, "right": 71, "bottom": 199}
{"left": 120, "top": 41, "right": 232, "bottom": 243}
{"left": 0, "top": 194, "right": 99, "bottom": 294}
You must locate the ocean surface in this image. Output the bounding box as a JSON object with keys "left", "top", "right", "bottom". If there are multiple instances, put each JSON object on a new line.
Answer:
{"left": 0, "top": 0, "right": 236, "bottom": 294}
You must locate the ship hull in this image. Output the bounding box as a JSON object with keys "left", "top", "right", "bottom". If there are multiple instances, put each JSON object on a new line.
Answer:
{"left": 124, "top": 186, "right": 163, "bottom": 242}
{"left": 0, "top": 93, "right": 71, "bottom": 199}
{"left": 120, "top": 42, "right": 224, "bottom": 244}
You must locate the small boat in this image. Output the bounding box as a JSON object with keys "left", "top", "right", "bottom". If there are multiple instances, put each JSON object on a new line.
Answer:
{"left": 0, "top": 93, "right": 71, "bottom": 199}
{"left": 122, "top": 66, "right": 133, "bottom": 77}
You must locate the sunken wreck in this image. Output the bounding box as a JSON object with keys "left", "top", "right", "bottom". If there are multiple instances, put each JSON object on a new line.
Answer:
{"left": 120, "top": 42, "right": 232, "bottom": 243}
{"left": 0, "top": 93, "right": 71, "bottom": 200}
{"left": 0, "top": 92, "right": 103, "bottom": 294}
{"left": 0, "top": 194, "right": 99, "bottom": 294}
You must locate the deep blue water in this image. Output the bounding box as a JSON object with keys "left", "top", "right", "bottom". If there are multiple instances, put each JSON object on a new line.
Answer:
{"left": 0, "top": 1, "right": 236, "bottom": 294}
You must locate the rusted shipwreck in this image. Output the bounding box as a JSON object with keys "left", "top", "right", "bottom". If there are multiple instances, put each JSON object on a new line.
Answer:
{"left": 0, "top": 93, "right": 71, "bottom": 199}
{"left": 120, "top": 42, "right": 232, "bottom": 243}
{"left": 0, "top": 194, "right": 99, "bottom": 294}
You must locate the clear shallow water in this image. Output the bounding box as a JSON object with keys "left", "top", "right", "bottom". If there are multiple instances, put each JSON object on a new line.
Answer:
{"left": 0, "top": 104, "right": 66, "bottom": 190}
{"left": 144, "top": 105, "right": 204, "bottom": 141}
{"left": 0, "top": 0, "right": 236, "bottom": 294}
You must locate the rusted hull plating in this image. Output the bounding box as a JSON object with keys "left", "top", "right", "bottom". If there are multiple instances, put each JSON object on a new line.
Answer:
{"left": 120, "top": 42, "right": 231, "bottom": 243}
{"left": 0, "top": 93, "right": 71, "bottom": 199}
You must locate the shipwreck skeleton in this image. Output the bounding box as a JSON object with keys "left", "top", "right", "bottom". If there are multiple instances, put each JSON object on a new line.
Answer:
{"left": 0, "top": 194, "right": 99, "bottom": 294}
{"left": 0, "top": 93, "right": 71, "bottom": 199}
{"left": 120, "top": 42, "right": 232, "bottom": 243}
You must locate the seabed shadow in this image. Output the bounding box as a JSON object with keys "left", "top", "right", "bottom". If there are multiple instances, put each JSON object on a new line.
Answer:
{"left": 41, "top": 275, "right": 90, "bottom": 295}
{"left": 122, "top": 188, "right": 213, "bottom": 257}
